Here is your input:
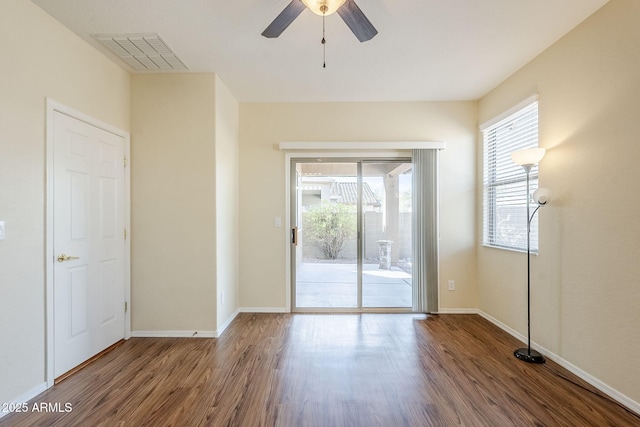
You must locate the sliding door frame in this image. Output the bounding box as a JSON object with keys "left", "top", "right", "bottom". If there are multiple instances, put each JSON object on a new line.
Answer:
{"left": 286, "top": 152, "right": 412, "bottom": 313}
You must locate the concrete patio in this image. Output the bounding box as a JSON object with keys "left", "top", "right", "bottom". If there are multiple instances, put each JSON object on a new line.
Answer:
{"left": 295, "top": 262, "right": 412, "bottom": 308}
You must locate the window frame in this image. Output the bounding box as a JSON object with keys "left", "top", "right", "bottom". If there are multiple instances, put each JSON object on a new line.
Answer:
{"left": 481, "top": 96, "right": 540, "bottom": 253}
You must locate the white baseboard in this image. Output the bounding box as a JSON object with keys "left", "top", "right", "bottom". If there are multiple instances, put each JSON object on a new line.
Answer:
{"left": 549, "top": 352, "right": 640, "bottom": 416}
{"left": 131, "top": 330, "right": 216, "bottom": 338}
{"left": 478, "top": 310, "right": 640, "bottom": 416}
{"left": 216, "top": 309, "right": 240, "bottom": 336}
{"left": 477, "top": 310, "right": 529, "bottom": 344}
{"left": 0, "top": 382, "right": 48, "bottom": 419}
{"left": 437, "top": 308, "right": 479, "bottom": 314}
{"left": 238, "top": 307, "right": 288, "bottom": 313}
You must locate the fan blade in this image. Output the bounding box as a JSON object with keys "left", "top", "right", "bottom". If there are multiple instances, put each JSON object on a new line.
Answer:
{"left": 262, "top": 0, "right": 307, "bottom": 38}
{"left": 337, "top": 0, "right": 378, "bottom": 42}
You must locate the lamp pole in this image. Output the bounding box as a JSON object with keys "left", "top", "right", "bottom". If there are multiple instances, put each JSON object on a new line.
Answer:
{"left": 514, "top": 164, "right": 545, "bottom": 364}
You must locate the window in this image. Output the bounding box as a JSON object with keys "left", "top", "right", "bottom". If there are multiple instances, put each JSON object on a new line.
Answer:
{"left": 481, "top": 98, "right": 539, "bottom": 252}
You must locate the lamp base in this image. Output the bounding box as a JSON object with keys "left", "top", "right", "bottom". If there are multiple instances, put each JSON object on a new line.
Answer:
{"left": 514, "top": 348, "right": 545, "bottom": 364}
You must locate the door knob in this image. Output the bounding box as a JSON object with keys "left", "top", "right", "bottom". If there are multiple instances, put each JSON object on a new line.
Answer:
{"left": 57, "top": 253, "right": 80, "bottom": 263}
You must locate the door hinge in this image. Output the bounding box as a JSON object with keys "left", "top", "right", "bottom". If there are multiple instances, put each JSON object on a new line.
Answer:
{"left": 124, "top": 155, "right": 128, "bottom": 167}
{"left": 124, "top": 228, "right": 127, "bottom": 240}
{"left": 124, "top": 302, "right": 128, "bottom": 313}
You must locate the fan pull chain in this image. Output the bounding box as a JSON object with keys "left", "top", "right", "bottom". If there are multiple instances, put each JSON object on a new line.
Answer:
{"left": 322, "top": 11, "right": 326, "bottom": 68}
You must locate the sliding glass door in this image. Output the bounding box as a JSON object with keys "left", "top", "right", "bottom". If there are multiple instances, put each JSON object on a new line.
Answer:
{"left": 361, "top": 161, "right": 413, "bottom": 308}
{"left": 291, "top": 158, "right": 413, "bottom": 311}
{"left": 293, "top": 161, "right": 359, "bottom": 308}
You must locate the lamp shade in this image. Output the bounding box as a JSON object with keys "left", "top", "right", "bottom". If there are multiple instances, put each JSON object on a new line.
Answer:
{"left": 533, "top": 187, "right": 551, "bottom": 205}
{"left": 511, "top": 148, "right": 546, "bottom": 166}
{"left": 302, "top": 0, "right": 346, "bottom": 15}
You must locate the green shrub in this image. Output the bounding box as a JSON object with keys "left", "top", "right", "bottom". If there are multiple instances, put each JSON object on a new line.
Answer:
{"left": 303, "top": 202, "right": 356, "bottom": 259}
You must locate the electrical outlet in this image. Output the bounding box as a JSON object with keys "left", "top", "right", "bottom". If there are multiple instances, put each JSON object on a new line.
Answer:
{"left": 448, "top": 280, "right": 455, "bottom": 291}
{"left": 0, "top": 221, "right": 5, "bottom": 240}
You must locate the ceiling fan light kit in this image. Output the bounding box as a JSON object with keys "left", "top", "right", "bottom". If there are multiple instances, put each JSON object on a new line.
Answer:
{"left": 302, "top": 0, "right": 346, "bottom": 16}
{"left": 262, "top": 0, "right": 377, "bottom": 43}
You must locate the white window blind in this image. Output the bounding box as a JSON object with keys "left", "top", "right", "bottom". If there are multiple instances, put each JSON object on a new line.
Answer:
{"left": 482, "top": 100, "right": 539, "bottom": 252}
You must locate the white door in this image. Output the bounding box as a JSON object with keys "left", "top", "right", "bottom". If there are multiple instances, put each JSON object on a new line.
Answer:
{"left": 53, "top": 111, "right": 126, "bottom": 378}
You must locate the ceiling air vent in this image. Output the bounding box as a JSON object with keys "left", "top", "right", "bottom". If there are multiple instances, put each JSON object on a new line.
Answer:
{"left": 93, "top": 33, "right": 188, "bottom": 71}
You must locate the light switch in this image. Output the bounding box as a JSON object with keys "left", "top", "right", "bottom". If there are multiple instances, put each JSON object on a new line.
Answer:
{"left": 0, "top": 221, "right": 5, "bottom": 240}
{"left": 274, "top": 217, "right": 282, "bottom": 228}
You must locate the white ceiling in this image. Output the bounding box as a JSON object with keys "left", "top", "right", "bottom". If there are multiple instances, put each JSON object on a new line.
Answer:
{"left": 31, "top": 0, "right": 608, "bottom": 103}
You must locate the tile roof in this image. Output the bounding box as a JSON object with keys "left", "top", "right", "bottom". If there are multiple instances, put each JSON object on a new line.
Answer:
{"left": 335, "top": 182, "right": 380, "bottom": 206}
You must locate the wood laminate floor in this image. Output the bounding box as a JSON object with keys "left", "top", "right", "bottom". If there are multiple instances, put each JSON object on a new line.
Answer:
{"left": 1, "top": 313, "right": 638, "bottom": 426}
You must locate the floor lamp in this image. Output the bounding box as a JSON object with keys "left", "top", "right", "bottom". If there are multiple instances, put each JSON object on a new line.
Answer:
{"left": 510, "top": 147, "right": 550, "bottom": 364}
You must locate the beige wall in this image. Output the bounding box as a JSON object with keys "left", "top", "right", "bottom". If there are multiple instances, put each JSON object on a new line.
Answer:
{"left": 478, "top": 0, "right": 640, "bottom": 404}
{"left": 239, "top": 102, "right": 478, "bottom": 310}
{"left": 6, "top": 0, "right": 636, "bottom": 413}
{"left": 0, "top": 0, "right": 130, "bottom": 405}
{"left": 214, "top": 75, "right": 240, "bottom": 328}
{"left": 131, "top": 74, "right": 218, "bottom": 333}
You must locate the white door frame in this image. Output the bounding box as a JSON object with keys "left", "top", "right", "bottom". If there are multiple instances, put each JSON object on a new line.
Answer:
{"left": 45, "top": 99, "right": 131, "bottom": 387}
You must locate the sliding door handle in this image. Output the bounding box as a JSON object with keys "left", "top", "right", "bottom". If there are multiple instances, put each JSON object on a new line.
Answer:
{"left": 292, "top": 227, "right": 298, "bottom": 246}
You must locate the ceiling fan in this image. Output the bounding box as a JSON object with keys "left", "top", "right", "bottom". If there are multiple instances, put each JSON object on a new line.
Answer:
{"left": 262, "top": 0, "right": 378, "bottom": 42}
